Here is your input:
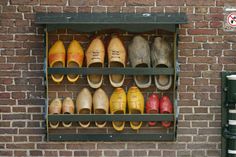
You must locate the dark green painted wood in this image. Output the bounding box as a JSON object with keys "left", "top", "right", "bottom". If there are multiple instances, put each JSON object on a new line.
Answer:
{"left": 48, "top": 133, "right": 175, "bottom": 141}
{"left": 35, "top": 13, "right": 187, "bottom": 32}
{"left": 47, "top": 67, "right": 174, "bottom": 75}
{"left": 48, "top": 114, "right": 174, "bottom": 122}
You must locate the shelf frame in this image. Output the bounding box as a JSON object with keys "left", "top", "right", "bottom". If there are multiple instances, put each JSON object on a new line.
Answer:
{"left": 38, "top": 12, "right": 187, "bottom": 142}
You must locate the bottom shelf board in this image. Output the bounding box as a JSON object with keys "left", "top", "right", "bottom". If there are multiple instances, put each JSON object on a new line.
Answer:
{"left": 48, "top": 133, "right": 175, "bottom": 141}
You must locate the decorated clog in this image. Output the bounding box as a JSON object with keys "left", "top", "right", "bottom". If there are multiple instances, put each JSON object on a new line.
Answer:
{"left": 110, "top": 88, "right": 127, "bottom": 131}
{"left": 76, "top": 88, "right": 92, "bottom": 128}
{"left": 48, "top": 40, "right": 66, "bottom": 83}
{"left": 108, "top": 36, "right": 126, "bottom": 87}
{"left": 128, "top": 36, "right": 151, "bottom": 88}
{"left": 86, "top": 37, "right": 105, "bottom": 88}
{"left": 127, "top": 86, "right": 144, "bottom": 130}
{"left": 62, "top": 97, "right": 75, "bottom": 127}
{"left": 67, "top": 40, "right": 84, "bottom": 83}
{"left": 159, "top": 96, "right": 173, "bottom": 128}
{"left": 49, "top": 98, "right": 62, "bottom": 128}
{"left": 93, "top": 88, "right": 109, "bottom": 128}
{"left": 151, "top": 37, "right": 173, "bottom": 90}
{"left": 146, "top": 94, "right": 159, "bottom": 126}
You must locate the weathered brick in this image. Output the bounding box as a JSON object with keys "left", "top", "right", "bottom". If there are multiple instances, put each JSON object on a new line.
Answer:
{"left": 30, "top": 150, "right": 43, "bottom": 156}
{"left": 119, "top": 150, "right": 132, "bottom": 157}
{"left": 188, "top": 29, "right": 217, "bottom": 35}
{"left": 6, "top": 143, "right": 34, "bottom": 149}
{"left": 40, "top": 0, "right": 67, "bottom": 5}
{"left": 67, "top": 143, "right": 95, "bottom": 149}
{"left": 74, "top": 151, "right": 87, "bottom": 156}
{"left": 104, "top": 150, "right": 117, "bottom": 156}
{"left": 99, "top": 0, "right": 125, "bottom": 6}
{"left": 69, "top": 0, "right": 97, "bottom": 6}
{"left": 126, "top": 0, "right": 155, "bottom": 6}
{"left": 37, "top": 143, "right": 65, "bottom": 149}
{"left": 14, "top": 150, "right": 27, "bottom": 157}
{"left": 186, "top": 0, "right": 215, "bottom": 6}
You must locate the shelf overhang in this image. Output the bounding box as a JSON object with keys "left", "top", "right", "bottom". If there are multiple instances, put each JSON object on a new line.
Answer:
{"left": 35, "top": 13, "right": 187, "bottom": 32}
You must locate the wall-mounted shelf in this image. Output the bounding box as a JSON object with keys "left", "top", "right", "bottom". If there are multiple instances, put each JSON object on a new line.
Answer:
{"left": 36, "top": 12, "right": 187, "bottom": 142}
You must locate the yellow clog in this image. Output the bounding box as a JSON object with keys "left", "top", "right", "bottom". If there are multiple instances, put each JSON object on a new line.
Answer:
{"left": 110, "top": 88, "right": 126, "bottom": 131}
{"left": 67, "top": 40, "right": 84, "bottom": 83}
{"left": 127, "top": 86, "right": 144, "bottom": 130}
{"left": 48, "top": 40, "right": 66, "bottom": 83}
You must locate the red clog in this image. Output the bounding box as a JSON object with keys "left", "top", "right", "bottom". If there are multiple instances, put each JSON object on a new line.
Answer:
{"left": 159, "top": 96, "right": 173, "bottom": 128}
{"left": 146, "top": 94, "right": 159, "bottom": 126}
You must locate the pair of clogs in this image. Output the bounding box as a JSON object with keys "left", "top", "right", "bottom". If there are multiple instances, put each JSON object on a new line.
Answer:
{"left": 110, "top": 86, "right": 144, "bottom": 131}
{"left": 129, "top": 36, "right": 173, "bottom": 90}
{"left": 86, "top": 36, "right": 126, "bottom": 88}
{"left": 76, "top": 88, "right": 109, "bottom": 128}
{"left": 49, "top": 97, "right": 75, "bottom": 128}
{"left": 49, "top": 40, "right": 84, "bottom": 83}
{"left": 146, "top": 94, "right": 173, "bottom": 128}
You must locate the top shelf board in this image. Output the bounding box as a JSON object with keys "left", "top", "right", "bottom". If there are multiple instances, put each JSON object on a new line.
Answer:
{"left": 35, "top": 13, "right": 187, "bottom": 32}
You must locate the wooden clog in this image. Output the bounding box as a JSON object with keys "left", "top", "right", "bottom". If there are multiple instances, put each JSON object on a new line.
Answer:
{"left": 93, "top": 88, "right": 109, "bottom": 128}
{"left": 128, "top": 36, "right": 151, "bottom": 88}
{"left": 49, "top": 98, "right": 62, "bottom": 128}
{"left": 48, "top": 40, "right": 66, "bottom": 83}
{"left": 146, "top": 94, "right": 159, "bottom": 126}
{"left": 67, "top": 40, "right": 84, "bottom": 83}
{"left": 108, "top": 36, "right": 126, "bottom": 87}
{"left": 127, "top": 86, "right": 144, "bottom": 130}
{"left": 62, "top": 97, "right": 75, "bottom": 127}
{"left": 86, "top": 37, "right": 105, "bottom": 88}
{"left": 159, "top": 96, "right": 173, "bottom": 128}
{"left": 76, "top": 88, "right": 92, "bottom": 128}
{"left": 151, "top": 37, "right": 173, "bottom": 90}
{"left": 110, "top": 88, "right": 127, "bottom": 131}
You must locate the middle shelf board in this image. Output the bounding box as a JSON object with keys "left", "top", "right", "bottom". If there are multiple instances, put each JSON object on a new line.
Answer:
{"left": 47, "top": 67, "right": 175, "bottom": 75}
{"left": 48, "top": 114, "right": 175, "bottom": 122}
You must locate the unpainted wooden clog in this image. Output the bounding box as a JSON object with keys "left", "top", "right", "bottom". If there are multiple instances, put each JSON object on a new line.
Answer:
{"left": 67, "top": 40, "right": 84, "bottom": 83}
{"left": 108, "top": 36, "right": 126, "bottom": 87}
{"left": 159, "top": 96, "right": 173, "bottom": 128}
{"left": 146, "top": 94, "right": 159, "bottom": 126}
{"left": 93, "top": 88, "right": 109, "bottom": 128}
{"left": 62, "top": 97, "right": 75, "bottom": 127}
{"left": 49, "top": 98, "right": 62, "bottom": 128}
{"left": 128, "top": 36, "right": 151, "bottom": 88}
{"left": 151, "top": 37, "right": 173, "bottom": 90}
{"left": 76, "top": 88, "right": 92, "bottom": 128}
{"left": 48, "top": 40, "right": 66, "bottom": 83}
{"left": 127, "top": 86, "right": 144, "bottom": 130}
{"left": 86, "top": 37, "right": 105, "bottom": 88}
{"left": 110, "top": 88, "right": 127, "bottom": 131}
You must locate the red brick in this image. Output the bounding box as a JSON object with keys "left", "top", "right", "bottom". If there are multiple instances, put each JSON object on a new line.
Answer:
{"left": 188, "top": 29, "right": 217, "bottom": 35}
{"left": 60, "top": 151, "right": 73, "bottom": 156}
{"left": 3, "top": 6, "right": 17, "bottom": 12}
{"left": 135, "top": 7, "right": 150, "bottom": 13}
{"left": 187, "top": 14, "right": 204, "bottom": 21}
{"left": 126, "top": 0, "right": 155, "bottom": 6}
{"left": 44, "top": 151, "right": 58, "bottom": 156}
{"left": 210, "top": 21, "right": 222, "bottom": 28}
{"left": 195, "top": 7, "right": 208, "bottom": 13}
{"left": 70, "top": 0, "right": 97, "bottom": 6}
{"left": 37, "top": 143, "right": 65, "bottom": 149}
{"left": 179, "top": 43, "right": 202, "bottom": 49}
{"left": 0, "top": 93, "right": 10, "bottom": 99}
{"left": 195, "top": 22, "right": 208, "bottom": 28}
{"left": 1, "top": 13, "right": 23, "bottom": 19}
{"left": 194, "top": 36, "right": 207, "bottom": 42}
{"left": 6, "top": 143, "right": 34, "bottom": 149}
{"left": 107, "top": 6, "right": 122, "bottom": 13}
{"left": 14, "top": 150, "right": 27, "bottom": 157}
{"left": 188, "top": 85, "right": 215, "bottom": 92}
{"left": 14, "top": 136, "right": 27, "bottom": 142}
{"left": 40, "top": 0, "right": 67, "bottom": 5}
{"left": 119, "top": 150, "right": 132, "bottom": 157}
{"left": 104, "top": 150, "right": 117, "bottom": 156}
{"left": 0, "top": 151, "right": 13, "bottom": 156}
{"left": 74, "top": 151, "right": 88, "bottom": 156}
{"left": 92, "top": 6, "right": 106, "bottom": 12}
{"left": 179, "top": 100, "right": 198, "bottom": 106}
{"left": 17, "top": 6, "right": 32, "bottom": 12}
{"left": 205, "top": 14, "right": 224, "bottom": 21}
{"left": 99, "top": 0, "right": 125, "bottom": 6}
{"left": 30, "top": 150, "right": 43, "bottom": 156}
{"left": 63, "top": 7, "right": 77, "bottom": 13}
{"left": 186, "top": 0, "right": 215, "bottom": 6}
{"left": 188, "top": 57, "right": 216, "bottom": 64}
{"left": 0, "top": 107, "right": 11, "bottom": 113}
{"left": 19, "top": 128, "right": 44, "bottom": 134}
{"left": 156, "top": 0, "right": 185, "bottom": 6}
{"left": 3, "top": 114, "right": 31, "bottom": 120}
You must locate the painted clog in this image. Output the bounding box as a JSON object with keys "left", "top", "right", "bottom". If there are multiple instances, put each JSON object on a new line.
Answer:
{"left": 151, "top": 37, "right": 173, "bottom": 90}
{"left": 128, "top": 36, "right": 151, "bottom": 88}
{"left": 48, "top": 40, "right": 66, "bottom": 83}
{"left": 108, "top": 36, "right": 126, "bottom": 87}
{"left": 76, "top": 88, "right": 92, "bottom": 128}
{"left": 86, "top": 37, "right": 105, "bottom": 88}
{"left": 159, "top": 96, "right": 173, "bottom": 128}
{"left": 146, "top": 94, "right": 159, "bottom": 126}
{"left": 127, "top": 86, "right": 144, "bottom": 130}
{"left": 110, "top": 88, "right": 127, "bottom": 131}
{"left": 93, "top": 88, "right": 109, "bottom": 128}
{"left": 67, "top": 40, "right": 84, "bottom": 83}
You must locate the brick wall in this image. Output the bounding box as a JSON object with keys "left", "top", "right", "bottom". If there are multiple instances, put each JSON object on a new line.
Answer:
{"left": 0, "top": 0, "right": 236, "bottom": 156}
